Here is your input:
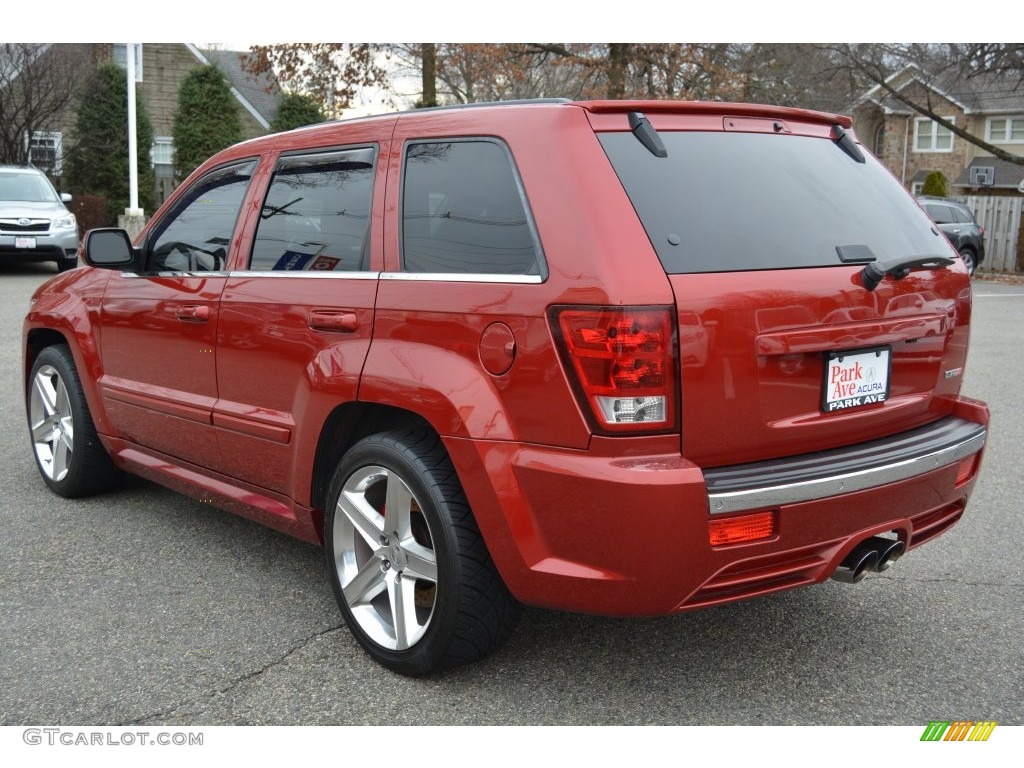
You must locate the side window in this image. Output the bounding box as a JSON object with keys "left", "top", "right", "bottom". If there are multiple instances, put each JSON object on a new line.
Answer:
{"left": 148, "top": 160, "right": 256, "bottom": 272}
{"left": 952, "top": 206, "right": 972, "bottom": 225}
{"left": 250, "top": 148, "right": 376, "bottom": 272}
{"left": 924, "top": 203, "right": 955, "bottom": 225}
{"left": 401, "top": 140, "right": 542, "bottom": 275}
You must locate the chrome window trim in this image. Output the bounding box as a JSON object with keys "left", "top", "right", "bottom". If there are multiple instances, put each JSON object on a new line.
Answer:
{"left": 707, "top": 428, "right": 986, "bottom": 515}
{"left": 118, "top": 271, "right": 381, "bottom": 280}
{"left": 228, "top": 270, "right": 380, "bottom": 280}
{"left": 380, "top": 272, "right": 543, "bottom": 284}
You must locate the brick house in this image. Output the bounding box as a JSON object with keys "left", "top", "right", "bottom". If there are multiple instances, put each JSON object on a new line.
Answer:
{"left": 20, "top": 43, "right": 280, "bottom": 205}
{"left": 852, "top": 64, "right": 1024, "bottom": 196}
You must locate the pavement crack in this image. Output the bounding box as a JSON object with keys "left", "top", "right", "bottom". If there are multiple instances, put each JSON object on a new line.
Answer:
{"left": 121, "top": 624, "right": 345, "bottom": 726}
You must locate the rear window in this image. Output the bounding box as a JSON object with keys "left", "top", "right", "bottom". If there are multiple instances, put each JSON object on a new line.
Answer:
{"left": 599, "top": 131, "right": 945, "bottom": 274}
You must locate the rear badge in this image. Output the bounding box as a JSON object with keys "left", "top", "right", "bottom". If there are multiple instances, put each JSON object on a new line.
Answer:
{"left": 823, "top": 347, "right": 891, "bottom": 412}
{"left": 944, "top": 367, "right": 963, "bottom": 380}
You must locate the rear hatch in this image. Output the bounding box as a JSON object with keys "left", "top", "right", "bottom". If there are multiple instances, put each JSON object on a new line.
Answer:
{"left": 592, "top": 106, "right": 971, "bottom": 467}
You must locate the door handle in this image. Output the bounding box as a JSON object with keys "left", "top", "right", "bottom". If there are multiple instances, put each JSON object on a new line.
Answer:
{"left": 308, "top": 310, "right": 359, "bottom": 333}
{"left": 175, "top": 304, "right": 210, "bottom": 322}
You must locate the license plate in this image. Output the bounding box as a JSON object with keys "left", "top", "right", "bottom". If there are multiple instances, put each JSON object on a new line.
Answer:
{"left": 15, "top": 237, "right": 36, "bottom": 249}
{"left": 822, "top": 347, "right": 891, "bottom": 412}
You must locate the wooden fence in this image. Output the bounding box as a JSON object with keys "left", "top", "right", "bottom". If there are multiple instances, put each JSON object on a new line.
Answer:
{"left": 955, "top": 195, "right": 1023, "bottom": 273}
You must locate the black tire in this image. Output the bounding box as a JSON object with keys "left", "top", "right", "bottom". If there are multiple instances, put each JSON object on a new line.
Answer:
{"left": 57, "top": 256, "right": 78, "bottom": 272}
{"left": 27, "top": 345, "right": 121, "bottom": 498}
{"left": 324, "top": 429, "right": 520, "bottom": 675}
{"left": 959, "top": 247, "right": 977, "bottom": 276}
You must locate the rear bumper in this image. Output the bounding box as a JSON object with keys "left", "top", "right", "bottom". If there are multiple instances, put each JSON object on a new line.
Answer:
{"left": 447, "top": 397, "right": 989, "bottom": 616}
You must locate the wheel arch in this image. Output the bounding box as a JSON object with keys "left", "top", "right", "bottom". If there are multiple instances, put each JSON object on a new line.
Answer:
{"left": 310, "top": 402, "right": 436, "bottom": 533}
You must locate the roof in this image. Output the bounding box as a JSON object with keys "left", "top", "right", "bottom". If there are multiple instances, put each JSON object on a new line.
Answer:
{"left": 857, "top": 63, "right": 1024, "bottom": 115}
{"left": 185, "top": 45, "right": 280, "bottom": 129}
{"left": 954, "top": 156, "right": 1024, "bottom": 190}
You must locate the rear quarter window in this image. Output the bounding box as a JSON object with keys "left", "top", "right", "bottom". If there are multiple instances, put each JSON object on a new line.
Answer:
{"left": 400, "top": 139, "right": 543, "bottom": 276}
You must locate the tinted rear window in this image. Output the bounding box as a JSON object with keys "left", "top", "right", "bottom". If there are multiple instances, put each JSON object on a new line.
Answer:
{"left": 599, "top": 131, "right": 945, "bottom": 274}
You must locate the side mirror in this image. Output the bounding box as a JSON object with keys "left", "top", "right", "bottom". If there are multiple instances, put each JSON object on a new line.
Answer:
{"left": 83, "top": 228, "right": 140, "bottom": 270}
{"left": 60, "top": 192, "right": 73, "bottom": 203}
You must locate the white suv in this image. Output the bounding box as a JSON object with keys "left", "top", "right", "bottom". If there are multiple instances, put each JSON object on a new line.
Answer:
{"left": 0, "top": 166, "right": 79, "bottom": 271}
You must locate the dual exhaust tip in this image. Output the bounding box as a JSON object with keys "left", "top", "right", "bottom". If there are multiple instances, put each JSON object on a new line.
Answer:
{"left": 831, "top": 535, "right": 905, "bottom": 584}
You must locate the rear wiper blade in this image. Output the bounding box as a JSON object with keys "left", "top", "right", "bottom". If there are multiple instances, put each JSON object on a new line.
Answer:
{"left": 860, "top": 254, "right": 955, "bottom": 292}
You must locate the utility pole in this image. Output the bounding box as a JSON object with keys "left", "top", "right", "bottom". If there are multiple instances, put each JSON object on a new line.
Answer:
{"left": 123, "top": 43, "right": 146, "bottom": 238}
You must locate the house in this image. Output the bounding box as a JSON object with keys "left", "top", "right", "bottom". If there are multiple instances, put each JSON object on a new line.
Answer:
{"left": 16, "top": 43, "right": 280, "bottom": 205}
{"left": 852, "top": 64, "right": 1024, "bottom": 196}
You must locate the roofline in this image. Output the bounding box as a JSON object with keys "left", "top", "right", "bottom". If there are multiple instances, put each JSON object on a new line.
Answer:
{"left": 185, "top": 43, "right": 271, "bottom": 130}
{"left": 856, "top": 63, "right": 974, "bottom": 115}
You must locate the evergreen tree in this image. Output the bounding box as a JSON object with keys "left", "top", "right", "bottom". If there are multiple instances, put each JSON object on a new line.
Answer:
{"left": 173, "top": 65, "right": 243, "bottom": 179}
{"left": 271, "top": 92, "right": 325, "bottom": 132}
{"left": 65, "top": 62, "right": 156, "bottom": 220}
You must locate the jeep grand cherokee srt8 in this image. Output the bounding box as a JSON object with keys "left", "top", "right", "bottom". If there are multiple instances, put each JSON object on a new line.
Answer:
{"left": 24, "top": 100, "right": 989, "bottom": 675}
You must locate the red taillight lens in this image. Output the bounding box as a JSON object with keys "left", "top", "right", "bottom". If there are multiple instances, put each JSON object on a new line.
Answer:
{"left": 552, "top": 306, "right": 677, "bottom": 433}
{"left": 709, "top": 512, "right": 776, "bottom": 547}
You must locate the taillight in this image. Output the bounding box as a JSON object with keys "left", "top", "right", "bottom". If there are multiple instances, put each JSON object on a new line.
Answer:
{"left": 551, "top": 305, "right": 678, "bottom": 433}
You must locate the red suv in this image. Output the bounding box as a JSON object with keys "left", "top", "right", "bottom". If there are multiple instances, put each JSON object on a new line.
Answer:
{"left": 24, "top": 100, "right": 989, "bottom": 675}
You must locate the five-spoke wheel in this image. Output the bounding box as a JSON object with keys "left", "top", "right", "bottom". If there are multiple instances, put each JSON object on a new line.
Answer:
{"left": 30, "top": 362, "right": 75, "bottom": 482}
{"left": 334, "top": 464, "right": 439, "bottom": 651}
{"left": 324, "top": 430, "right": 520, "bottom": 675}
{"left": 27, "top": 345, "right": 121, "bottom": 497}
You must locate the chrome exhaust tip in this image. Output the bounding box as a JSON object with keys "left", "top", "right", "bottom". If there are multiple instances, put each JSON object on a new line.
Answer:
{"left": 831, "top": 545, "right": 880, "bottom": 584}
{"left": 831, "top": 535, "right": 905, "bottom": 583}
{"left": 874, "top": 537, "right": 906, "bottom": 572}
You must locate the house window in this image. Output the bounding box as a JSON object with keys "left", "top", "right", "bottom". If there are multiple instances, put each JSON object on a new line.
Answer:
{"left": 914, "top": 117, "right": 954, "bottom": 152}
{"left": 872, "top": 123, "right": 886, "bottom": 157}
{"left": 152, "top": 137, "right": 174, "bottom": 166}
{"left": 987, "top": 116, "right": 1024, "bottom": 143}
{"left": 26, "top": 131, "right": 62, "bottom": 175}
{"left": 911, "top": 181, "right": 925, "bottom": 195}
{"left": 112, "top": 44, "right": 143, "bottom": 81}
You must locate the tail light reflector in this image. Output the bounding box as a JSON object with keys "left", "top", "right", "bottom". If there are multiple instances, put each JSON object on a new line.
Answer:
{"left": 551, "top": 306, "right": 678, "bottom": 433}
{"left": 709, "top": 512, "right": 776, "bottom": 547}
{"left": 955, "top": 453, "right": 980, "bottom": 487}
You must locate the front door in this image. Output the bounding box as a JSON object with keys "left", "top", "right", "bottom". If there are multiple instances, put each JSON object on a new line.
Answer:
{"left": 97, "top": 160, "right": 258, "bottom": 468}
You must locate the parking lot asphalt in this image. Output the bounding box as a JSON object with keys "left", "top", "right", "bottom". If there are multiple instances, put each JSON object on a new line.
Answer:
{"left": 1, "top": 265, "right": 1021, "bottom": 726}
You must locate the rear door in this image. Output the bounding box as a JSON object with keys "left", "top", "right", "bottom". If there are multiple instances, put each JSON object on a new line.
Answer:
{"left": 213, "top": 142, "right": 386, "bottom": 496}
{"left": 596, "top": 112, "right": 971, "bottom": 467}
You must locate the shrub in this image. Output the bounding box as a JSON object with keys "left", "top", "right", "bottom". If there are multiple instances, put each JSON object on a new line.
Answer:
{"left": 921, "top": 171, "right": 949, "bottom": 198}
{"left": 69, "top": 194, "right": 110, "bottom": 231}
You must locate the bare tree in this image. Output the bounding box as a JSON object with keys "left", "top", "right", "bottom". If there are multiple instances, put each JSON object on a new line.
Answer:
{"left": 243, "top": 44, "right": 390, "bottom": 118}
{"left": 0, "top": 43, "right": 91, "bottom": 170}
{"left": 826, "top": 43, "right": 1023, "bottom": 165}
